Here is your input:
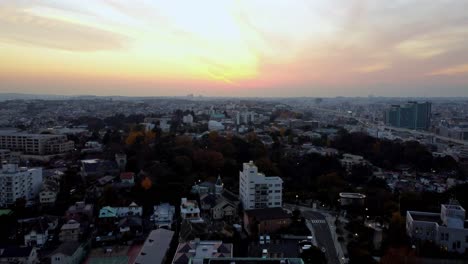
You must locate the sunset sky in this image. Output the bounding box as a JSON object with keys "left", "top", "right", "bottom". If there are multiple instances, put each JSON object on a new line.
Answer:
{"left": 1, "top": 0, "right": 468, "bottom": 97}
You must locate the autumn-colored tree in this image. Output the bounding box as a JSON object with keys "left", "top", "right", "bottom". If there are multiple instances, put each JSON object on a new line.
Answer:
{"left": 141, "top": 176, "right": 153, "bottom": 190}
{"left": 145, "top": 131, "right": 156, "bottom": 144}
{"left": 126, "top": 131, "right": 144, "bottom": 145}
{"left": 175, "top": 135, "right": 193, "bottom": 146}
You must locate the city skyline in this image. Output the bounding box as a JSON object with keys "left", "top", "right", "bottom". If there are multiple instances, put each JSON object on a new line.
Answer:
{"left": 1, "top": 0, "right": 468, "bottom": 97}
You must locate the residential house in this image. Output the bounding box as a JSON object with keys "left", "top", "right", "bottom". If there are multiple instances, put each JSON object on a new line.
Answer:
{"left": 0, "top": 246, "right": 38, "bottom": 264}
{"left": 80, "top": 159, "right": 118, "bottom": 179}
{"left": 172, "top": 239, "right": 233, "bottom": 264}
{"left": 340, "top": 154, "right": 368, "bottom": 171}
{"left": 150, "top": 203, "right": 176, "bottom": 229}
{"left": 196, "top": 176, "right": 239, "bottom": 222}
{"left": 118, "top": 216, "right": 143, "bottom": 235}
{"left": 59, "top": 220, "right": 81, "bottom": 242}
{"left": 39, "top": 179, "right": 59, "bottom": 206}
{"left": 65, "top": 201, "right": 93, "bottom": 223}
{"left": 98, "top": 202, "right": 142, "bottom": 218}
{"left": 120, "top": 172, "right": 135, "bottom": 185}
{"left": 50, "top": 242, "right": 85, "bottom": 264}
{"left": 180, "top": 198, "right": 202, "bottom": 222}
{"left": 18, "top": 216, "right": 58, "bottom": 247}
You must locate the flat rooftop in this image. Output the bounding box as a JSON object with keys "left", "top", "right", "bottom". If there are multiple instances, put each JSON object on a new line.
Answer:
{"left": 408, "top": 211, "right": 441, "bottom": 223}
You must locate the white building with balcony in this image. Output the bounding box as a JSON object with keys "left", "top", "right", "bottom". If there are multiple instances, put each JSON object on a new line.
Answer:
{"left": 406, "top": 201, "right": 468, "bottom": 253}
{"left": 151, "top": 203, "right": 176, "bottom": 229}
{"left": 0, "top": 163, "right": 43, "bottom": 207}
{"left": 180, "top": 198, "right": 202, "bottom": 222}
{"left": 239, "top": 161, "right": 283, "bottom": 210}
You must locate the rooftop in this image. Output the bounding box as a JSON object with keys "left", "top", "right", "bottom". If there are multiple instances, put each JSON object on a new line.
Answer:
{"left": 244, "top": 208, "right": 290, "bottom": 221}
{"left": 134, "top": 229, "right": 174, "bottom": 264}
{"left": 408, "top": 211, "right": 441, "bottom": 223}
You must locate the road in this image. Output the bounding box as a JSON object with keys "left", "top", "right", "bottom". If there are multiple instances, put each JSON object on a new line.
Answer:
{"left": 302, "top": 211, "right": 341, "bottom": 264}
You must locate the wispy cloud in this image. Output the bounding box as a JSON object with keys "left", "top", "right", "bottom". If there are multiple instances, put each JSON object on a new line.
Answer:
{"left": 0, "top": 9, "right": 129, "bottom": 52}
{"left": 354, "top": 63, "right": 390, "bottom": 73}
{"left": 428, "top": 64, "right": 468, "bottom": 76}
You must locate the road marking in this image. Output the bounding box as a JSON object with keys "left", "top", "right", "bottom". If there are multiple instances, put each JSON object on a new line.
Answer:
{"left": 310, "top": 220, "right": 326, "bottom": 224}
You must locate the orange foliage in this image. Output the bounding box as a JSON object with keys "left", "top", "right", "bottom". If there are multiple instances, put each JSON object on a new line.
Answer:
{"left": 141, "top": 177, "right": 153, "bottom": 190}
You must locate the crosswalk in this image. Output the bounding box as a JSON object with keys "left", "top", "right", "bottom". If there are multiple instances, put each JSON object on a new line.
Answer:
{"left": 309, "top": 219, "right": 327, "bottom": 224}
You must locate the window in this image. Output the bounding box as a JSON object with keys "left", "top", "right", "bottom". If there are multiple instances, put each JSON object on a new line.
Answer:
{"left": 274, "top": 190, "right": 281, "bottom": 193}
{"left": 275, "top": 202, "right": 281, "bottom": 205}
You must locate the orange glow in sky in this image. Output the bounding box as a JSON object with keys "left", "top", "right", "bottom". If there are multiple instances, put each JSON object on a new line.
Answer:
{"left": 1, "top": 0, "right": 468, "bottom": 97}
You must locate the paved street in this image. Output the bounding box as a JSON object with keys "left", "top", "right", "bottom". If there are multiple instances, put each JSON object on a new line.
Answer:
{"left": 303, "top": 211, "right": 341, "bottom": 264}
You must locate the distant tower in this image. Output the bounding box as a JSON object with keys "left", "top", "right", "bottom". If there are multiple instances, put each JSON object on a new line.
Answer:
{"left": 215, "top": 175, "right": 224, "bottom": 195}
{"left": 115, "top": 153, "right": 127, "bottom": 171}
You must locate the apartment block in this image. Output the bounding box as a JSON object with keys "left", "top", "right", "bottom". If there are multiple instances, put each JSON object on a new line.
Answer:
{"left": 239, "top": 161, "right": 283, "bottom": 210}
{"left": 0, "top": 163, "right": 43, "bottom": 207}
{"left": 0, "top": 130, "right": 74, "bottom": 155}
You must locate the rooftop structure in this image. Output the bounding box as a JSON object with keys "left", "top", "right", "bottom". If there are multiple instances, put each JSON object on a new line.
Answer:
{"left": 406, "top": 201, "right": 468, "bottom": 253}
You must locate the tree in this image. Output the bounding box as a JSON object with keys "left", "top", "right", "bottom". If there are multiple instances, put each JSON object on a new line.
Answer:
{"left": 141, "top": 177, "right": 153, "bottom": 191}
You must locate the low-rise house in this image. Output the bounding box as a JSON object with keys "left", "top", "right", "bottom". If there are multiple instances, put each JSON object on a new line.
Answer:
{"left": 98, "top": 202, "right": 142, "bottom": 218}
{"left": 18, "top": 216, "right": 58, "bottom": 247}
{"left": 80, "top": 159, "right": 118, "bottom": 179}
{"left": 65, "top": 201, "right": 93, "bottom": 222}
{"left": 134, "top": 229, "right": 174, "bottom": 264}
{"left": 340, "top": 154, "right": 368, "bottom": 170}
{"left": 197, "top": 176, "right": 239, "bottom": 222}
{"left": 172, "top": 239, "right": 233, "bottom": 264}
{"left": 59, "top": 220, "right": 81, "bottom": 242}
{"left": 50, "top": 242, "right": 85, "bottom": 264}
{"left": 151, "top": 203, "right": 175, "bottom": 229}
{"left": 243, "top": 208, "right": 291, "bottom": 236}
{"left": 39, "top": 179, "right": 59, "bottom": 206}
{"left": 0, "top": 246, "right": 38, "bottom": 264}
{"left": 180, "top": 198, "right": 202, "bottom": 222}
{"left": 120, "top": 172, "right": 135, "bottom": 185}
{"left": 118, "top": 216, "right": 143, "bottom": 235}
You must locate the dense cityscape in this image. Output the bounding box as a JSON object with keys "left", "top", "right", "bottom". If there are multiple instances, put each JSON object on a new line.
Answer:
{"left": 0, "top": 95, "right": 466, "bottom": 264}
{"left": 2, "top": 1, "right": 468, "bottom": 263}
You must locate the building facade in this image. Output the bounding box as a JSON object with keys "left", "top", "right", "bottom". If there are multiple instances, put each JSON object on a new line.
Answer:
{"left": 0, "top": 164, "right": 43, "bottom": 207}
{"left": 384, "top": 101, "right": 432, "bottom": 130}
{"left": 151, "top": 203, "right": 176, "bottom": 229}
{"left": 0, "top": 131, "right": 74, "bottom": 155}
{"left": 406, "top": 202, "right": 468, "bottom": 253}
{"left": 239, "top": 161, "right": 283, "bottom": 210}
{"left": 180, "top": 198, "right": 202, "bottom": 222}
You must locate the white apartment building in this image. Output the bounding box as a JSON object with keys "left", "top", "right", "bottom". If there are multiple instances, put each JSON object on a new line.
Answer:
{"left": 406, "top": 202, "right": 468, "bottom": 253}
{"left": 0, "top": 163, "right": 43, "bottom": 207}
{"left": 0, "top": 131, "right": 74, "bottom": 155}
{"left": 239, "top": 161, "right": 283, "bottom": 210}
